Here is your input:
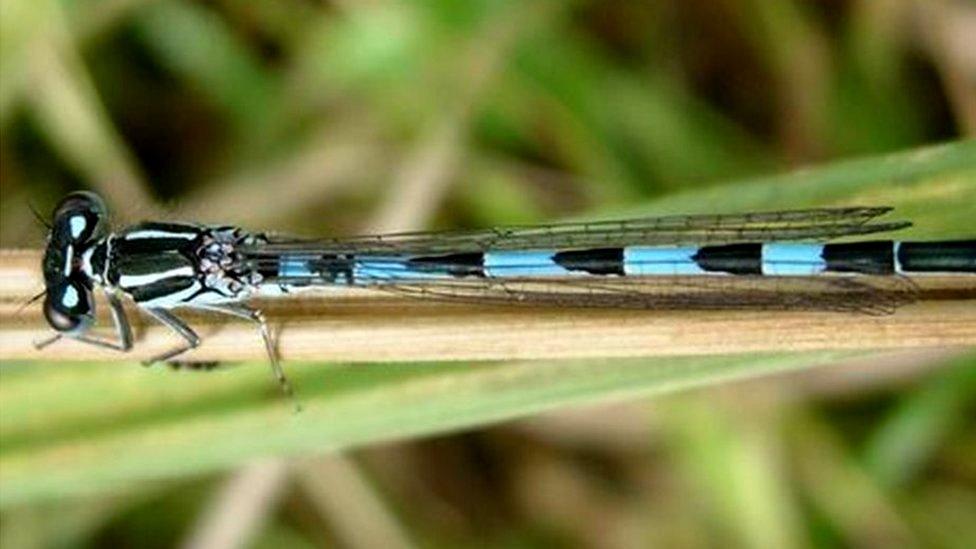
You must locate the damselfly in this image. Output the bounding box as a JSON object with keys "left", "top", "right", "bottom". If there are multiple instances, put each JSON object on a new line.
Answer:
{"left": 36, "top": 192, "right": 975, "bottom": 399}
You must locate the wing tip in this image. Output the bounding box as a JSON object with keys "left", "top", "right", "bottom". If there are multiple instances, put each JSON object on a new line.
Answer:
{"left": 850, "top": 205, "right": 895, "bottom": 218}
{"left": 882, "top": 220, "right": 913, "bottom": 231}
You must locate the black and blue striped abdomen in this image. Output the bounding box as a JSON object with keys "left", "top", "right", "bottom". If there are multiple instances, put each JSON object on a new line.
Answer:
{"left": 262, "top": 239, "right": 975, "bottom": 286}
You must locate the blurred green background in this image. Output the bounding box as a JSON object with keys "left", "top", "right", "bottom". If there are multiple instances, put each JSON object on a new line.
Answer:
{"left": 1, "top": 0, "right": 974, "bottom": 547}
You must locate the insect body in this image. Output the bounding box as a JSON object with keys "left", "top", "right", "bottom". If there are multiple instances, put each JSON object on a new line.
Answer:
{"left": 38, "top": 192, "right": 976, "bottom": 399}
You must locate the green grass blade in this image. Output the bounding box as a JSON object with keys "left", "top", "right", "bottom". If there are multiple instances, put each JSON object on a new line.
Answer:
{"left": 1, "top": 352, "right": 866, "bottom": 507}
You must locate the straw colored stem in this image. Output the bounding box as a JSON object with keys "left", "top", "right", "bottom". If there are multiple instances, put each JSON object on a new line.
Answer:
{"left": 2, "top": 249, "right": 974, "bottom": 362}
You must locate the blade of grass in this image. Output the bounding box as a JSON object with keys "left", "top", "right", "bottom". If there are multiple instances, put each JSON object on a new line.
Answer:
{"left": 24, "top": 0, "right": 156, "bottom": 217}
{"left": 0, "top": 351, "right": 871, "bottom": 507}
{"left": 132, "top": 0, "right": 280, "bottom": 154}
{"left": 610, "top": 140, "right": 976, "bottom": 239}
{"left": 790, "top": 412, "right": 918, "bottom": 547}
{"left": 863, "top": 353, "right": 976, "bottom": 487}
{"left": 665, "top": 396, "right": 805, "bottom": 549}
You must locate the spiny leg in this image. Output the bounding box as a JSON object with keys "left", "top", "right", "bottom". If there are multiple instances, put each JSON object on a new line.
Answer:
{"left": 34, "top": 290, "right": 134, "bottom": 352}
{"left": 142, "top": 307, "right": 200, "bottom": 364}
{"left": 194, "top": 303, "right": 297, "bottom": 407}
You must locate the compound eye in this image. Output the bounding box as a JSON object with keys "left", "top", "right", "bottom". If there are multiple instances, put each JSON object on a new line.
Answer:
{"left": 52, "top": 191, "right": 108, "bottom": 244}
{"left": 43, "top": 282, "right": 93, "bottom": 334}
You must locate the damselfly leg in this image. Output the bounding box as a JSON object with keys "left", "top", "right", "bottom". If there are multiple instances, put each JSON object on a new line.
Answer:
{"left": 103, "top": 291, "right": 134, "bottom": 350}
{"left": 141, "top": 301, "right": 296, "bottom": 408}
{"left": 141, "top": 307, "right": 201, "bottom": 364}
{"left": 191, "top": 303, "right": 297, "bottom": 409}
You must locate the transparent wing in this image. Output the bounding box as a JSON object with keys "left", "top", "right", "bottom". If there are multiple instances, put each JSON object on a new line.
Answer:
{"left": 357, "top": 274, "right": 920, "bottom": 315}
{"left": 244, "top": 206, "right": 918, "bottom": 315}
{"left": 250, "top": 206, "right": 909, "bottom": 254}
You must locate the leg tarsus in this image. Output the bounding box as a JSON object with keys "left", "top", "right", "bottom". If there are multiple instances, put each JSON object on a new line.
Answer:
{"left": 195, "top": 303, "right": 298, "bottom": 410}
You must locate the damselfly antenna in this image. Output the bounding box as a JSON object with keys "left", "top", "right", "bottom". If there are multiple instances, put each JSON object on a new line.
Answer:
{"left": 17, "top": 289, "right": 46, "bottom": 316}
{"left": 28, "top": 200, "right": 52, "bottom": 230}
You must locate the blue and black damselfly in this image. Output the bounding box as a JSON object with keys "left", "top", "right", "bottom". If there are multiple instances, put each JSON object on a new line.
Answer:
{"left": 36, "top": 192, "right": 975, "bottom": 399}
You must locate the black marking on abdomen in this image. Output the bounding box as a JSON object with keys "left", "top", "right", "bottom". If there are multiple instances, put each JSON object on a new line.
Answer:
{"left": 553, "top": 248, "right": 625, "bottom": 276}
{"left": 822, "top": 240, "right": 894, "bottom": 274}
{"left": 254, "top": 256, "right": 279, "bottom": 280}
{"left": 897, "top": 240, "right": 976, "bottom": 273}
{"left": 409, "top": 252, "right": 485, "bottom": 277}
{"left": 309, "top": 254, "right": 356, "bottom": 284}
{"left": 693, "top": 243, "right": 762, "bottom": 275}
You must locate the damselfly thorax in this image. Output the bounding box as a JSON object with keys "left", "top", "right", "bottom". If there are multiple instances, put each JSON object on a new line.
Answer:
{"left": 36, "top": 192, "right": 976, "bottom": 404}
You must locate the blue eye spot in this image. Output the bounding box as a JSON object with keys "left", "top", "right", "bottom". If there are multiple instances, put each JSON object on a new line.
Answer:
{"left": 69, "top": 215, "right": 87, "bottom": 239}
{"left": 62, "top": 285, "right": 80, "bottom": 308}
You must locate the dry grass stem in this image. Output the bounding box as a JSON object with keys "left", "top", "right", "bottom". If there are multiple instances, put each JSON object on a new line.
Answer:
{"left": 180, "top": 460, "right": 290, "bottom": 549}
{"left": 3, "top": 249, "right": 974, "bottom": 362}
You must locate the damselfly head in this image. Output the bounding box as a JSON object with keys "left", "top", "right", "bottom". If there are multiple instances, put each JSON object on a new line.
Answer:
{"left": 43, "top": 282, "right": 94, "bottom": 333}
{"left": 49, "top": 191, "right": 108, "bottom": 245}
{"left": 41, "top": 192, "right": 108, "bottom": 333}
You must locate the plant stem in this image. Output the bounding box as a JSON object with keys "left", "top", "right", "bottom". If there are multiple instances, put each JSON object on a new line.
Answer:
{"left": 3, "top": 249, "right": 974, "bottom": 362}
